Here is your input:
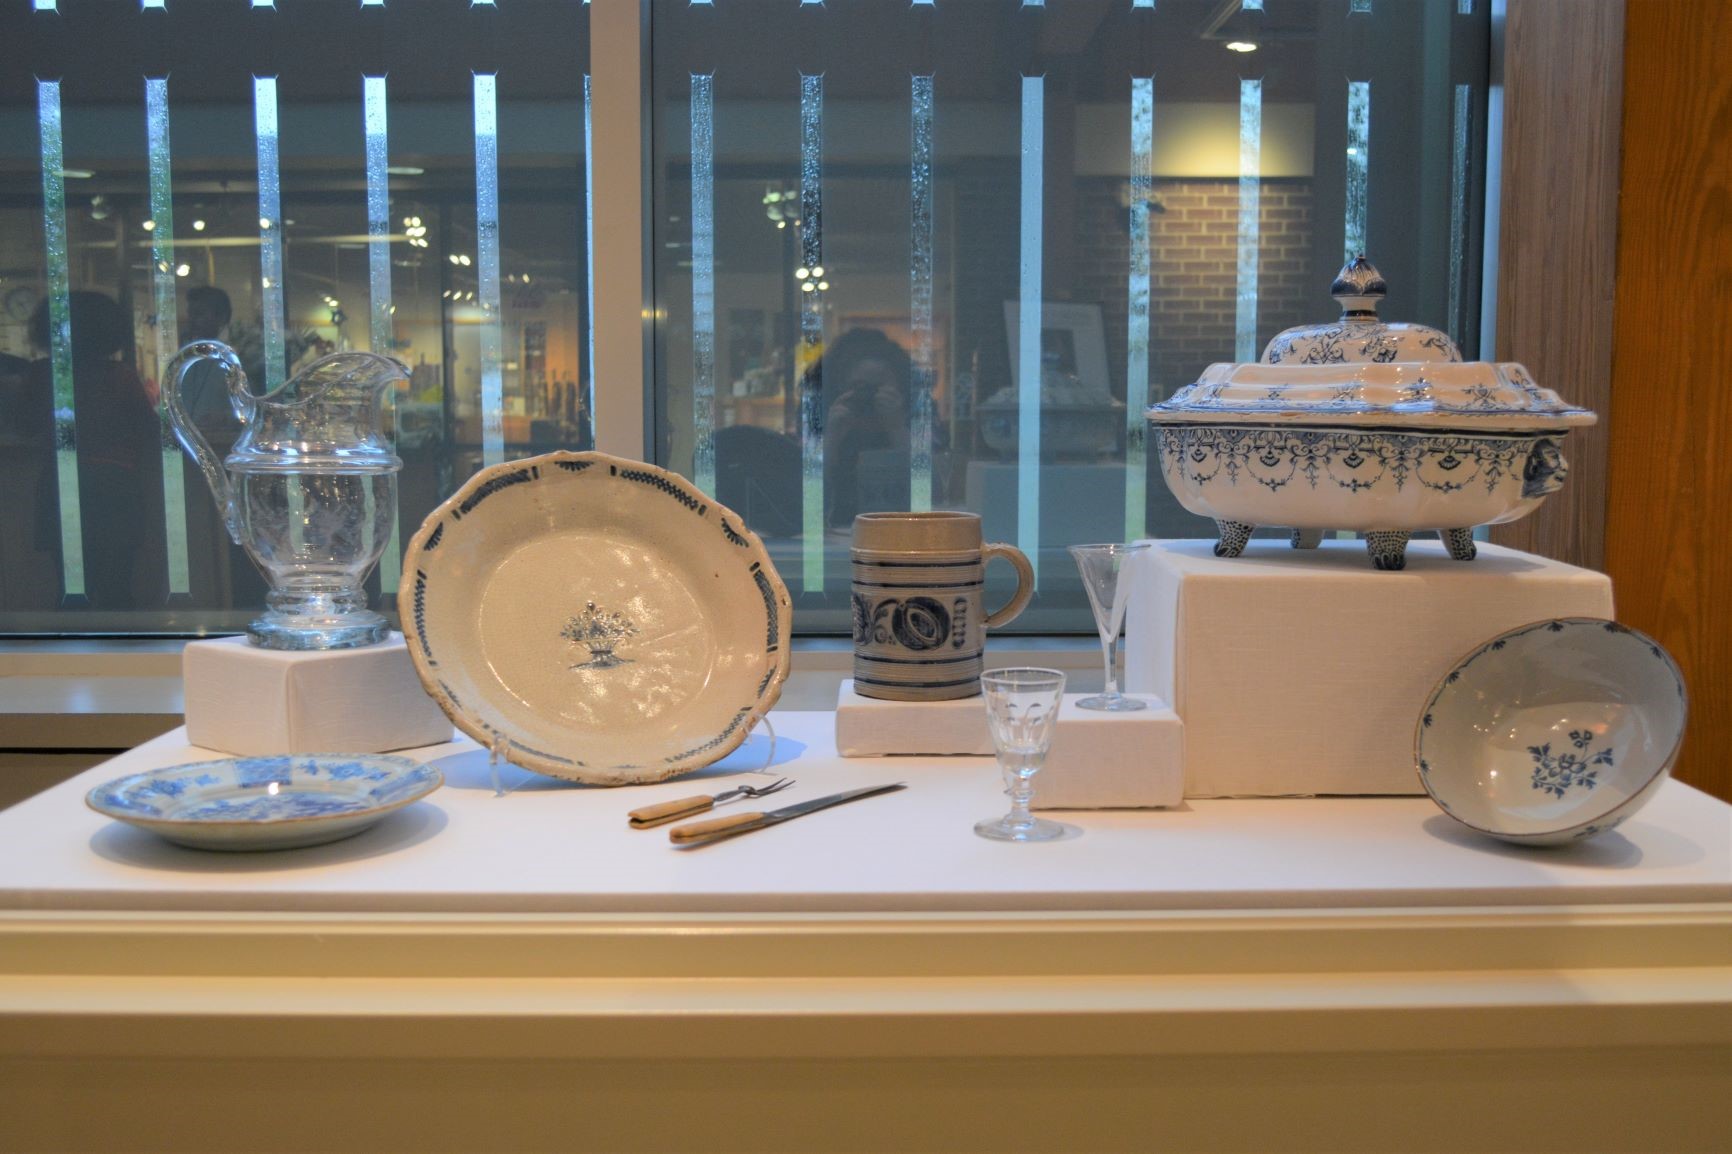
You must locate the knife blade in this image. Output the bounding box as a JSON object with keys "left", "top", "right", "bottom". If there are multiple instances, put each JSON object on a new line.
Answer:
{"left": 667, "top": 782, "right": 907, "bottom": 846}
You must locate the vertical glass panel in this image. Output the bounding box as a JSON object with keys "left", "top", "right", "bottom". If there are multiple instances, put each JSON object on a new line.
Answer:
{"left": 798, "top": 73, "right": 825, "bottom": 592}
{"left": 1344, "top": 79, "right": 1370, "bottom": 260}
{"left": 1448, "top": 83, "right": 1471, "bottom": 346}
{"left": 1235, "top": 78, "right": 1261, "bottom": 364}
{"left": 1017, "top": 74, "right": 1044, "bottom": 577}
{"left": 909, "top": 75, "right": 935, "bottom": 512}
{"left": 146, "top": 77, "right": 190, "bottom": 595}
{"left": 1125, "top": 76, "right": 1153, "bottom": 543}
{"left": 0, "top": 1, "right": 589, "bottom": 635}
{"left": 473, "top": 73, "right": 505, "bottom": 467}
{"left": 690, "top": 74, "right": 717, "bottom": 494}
{"left": 253, "top": 76, "right": 285, "bottom": 390}
{"left": 649, "top": 1, "right": 1493, "bottom": 632}
{"left": 36, "top": 81, "right": 84, "bottom": 599}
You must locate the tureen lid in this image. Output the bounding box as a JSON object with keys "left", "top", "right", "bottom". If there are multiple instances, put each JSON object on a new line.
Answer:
{"left": 1148, "top": 256, "right": 1597, "bottom": 430}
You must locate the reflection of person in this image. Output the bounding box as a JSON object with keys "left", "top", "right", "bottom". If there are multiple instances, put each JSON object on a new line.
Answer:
{"left": 177, "top": 285, "right": 234, "bottom": 439}
{"left": 27, "top": 292, "right": 166, "bottom": 609}
{"left": 803, "top": 328, "right": 914, "bottom": 527}
{"left": 172, "top": 284, "right": 266, "bottom": 611}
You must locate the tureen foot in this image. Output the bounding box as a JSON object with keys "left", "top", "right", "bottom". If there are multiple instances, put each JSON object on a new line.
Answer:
{"left": 1290, "top": 528, "right": 1325, "bottom": 550}
{"left": 1440, "top": 527, "right": 1477, "bottom": 561}
{"left": 1214, "top": 520, "right": 1255, "bottom": 558}
{"left": 1366, "top": 530, "right": 1412, "bottom": 571}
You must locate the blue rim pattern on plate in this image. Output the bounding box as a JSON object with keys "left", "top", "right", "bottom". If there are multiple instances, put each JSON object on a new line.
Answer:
{"left": 86, "top": 754, "right": 443, "bottom": 851}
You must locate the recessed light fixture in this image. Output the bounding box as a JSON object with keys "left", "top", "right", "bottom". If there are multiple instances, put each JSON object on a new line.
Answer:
{"left": 58, "top": 168, "right": 95, "bottom": 180}
{"left": 191, "top": 219, "right": 206, "bottom": 231}
{"left": 141, "top": 219, "right": 156, "bottom": 232}
{"left": 386, "top": 165, "right": 426, "bottom": 177}
{"left": 1225, "top": 40, "right": 1258, "bottom": 53}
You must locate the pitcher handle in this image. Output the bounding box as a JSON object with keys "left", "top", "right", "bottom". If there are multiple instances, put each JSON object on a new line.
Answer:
{"left": 982, "top": 542, "right": 1035, "bottom": 629}
{"left": 163, "top": 340, "right": 249, "bottom": 545}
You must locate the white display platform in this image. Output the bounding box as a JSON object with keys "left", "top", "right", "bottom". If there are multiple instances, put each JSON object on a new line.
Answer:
{"left": 1123, "top": 539, "right": 1616, "bottom": 797}
{"left": 835, "top": 680, "right": 1183, "bottom": 809}
{"left": 182, "top": 632, "right": 453, "bottom": 756}
{"left": 2, "top": 711, "right": 1725, "bottom": 913}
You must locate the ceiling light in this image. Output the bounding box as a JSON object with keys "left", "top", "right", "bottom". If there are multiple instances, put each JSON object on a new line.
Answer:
{"left": 192, "top": 219, "right": 206, "bottom": 231}
{"left": 1225, "top": 40, "right": 1258, "bottom": 52}
{"left": 174, "top": 263, "right": 190, "bottom": 277}
{"left": 260, "top": 217, "right": 273, "bottom": 229}
{"left": 817, "top": 281, "right": 829, "bottom": 291}
{"left": 140, "top": 219, "right": 156, "bottom": 232}
{"left": 386, "top": 165, "right": 426, "bottom": 177}
{"left": 58, "top": 168, "right": 95, "bottom": 180}
{"left": 794, "top": 267, "right": 809, "bottom": 280}
{"left": 459, "top": 254, "right": 472, "bottom": 266}
{"left": 811, "top": 265, "right": 825, "bottom": 278}
{"left": 801, "top": 282, "right": 815, "bottom": 293}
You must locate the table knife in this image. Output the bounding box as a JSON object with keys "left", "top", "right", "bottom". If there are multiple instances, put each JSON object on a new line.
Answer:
{"left": 667, "top": 782, "right": 907, "bottom": 846}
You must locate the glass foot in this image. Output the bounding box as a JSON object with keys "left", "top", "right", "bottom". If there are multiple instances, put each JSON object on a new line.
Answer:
{"left": 1076, "top": 693, "right": 1146, "bottom": 712}
{"left": 247, "top": 612, "right": 390, "bottom": 651}
{"left": 974, "top": 814, "right": 1069, "bottom": 842}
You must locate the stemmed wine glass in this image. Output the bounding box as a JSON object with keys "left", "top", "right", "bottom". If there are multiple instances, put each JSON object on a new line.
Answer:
{"left": 1068, "top": 542, "right": 1151, "bottom": 711}
{"left": 974, "top": 667, "right": 1068, "bottom": 842}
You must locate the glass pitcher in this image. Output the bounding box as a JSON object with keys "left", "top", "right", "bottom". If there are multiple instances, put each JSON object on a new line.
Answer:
{"left": 165, "top": 340, "right": 406, "bottom": 650}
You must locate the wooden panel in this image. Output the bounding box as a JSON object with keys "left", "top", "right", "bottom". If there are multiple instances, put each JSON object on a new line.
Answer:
{"left": 1604, "top": 0, "right": 1732, "bottom": 804}
{"left": 1489, "top": 0, "right": 1625, "bottom": 570}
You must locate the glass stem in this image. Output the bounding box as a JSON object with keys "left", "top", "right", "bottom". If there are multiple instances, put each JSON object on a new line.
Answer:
{"left": 1008, "top": 776, "right": 1035, "bottom": 825}
{"left": 1102, "top": 631, "right": 1119, "bottom": 698}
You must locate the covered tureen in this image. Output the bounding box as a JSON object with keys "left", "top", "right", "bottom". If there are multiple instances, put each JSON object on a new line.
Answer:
{"left": 1146, "top": 257, "right": 1596, "bottom": 570}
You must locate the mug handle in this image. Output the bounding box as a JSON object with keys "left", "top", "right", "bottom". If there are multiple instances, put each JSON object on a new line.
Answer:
{"left": 982, "top": 542, "right": 1035, "bottom": 629}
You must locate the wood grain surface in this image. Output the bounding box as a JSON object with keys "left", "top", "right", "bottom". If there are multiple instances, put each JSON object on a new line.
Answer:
{"left": 1489, "top": 0, "right": 1625, "bottom": 571}
{"left": 1604, "top": 0, "right": 1732, "bottom": 804}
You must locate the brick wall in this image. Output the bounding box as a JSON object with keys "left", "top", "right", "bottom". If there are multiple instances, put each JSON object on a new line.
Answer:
{"left": 1074, "top": 177, "right": 1316, "bottom": 401}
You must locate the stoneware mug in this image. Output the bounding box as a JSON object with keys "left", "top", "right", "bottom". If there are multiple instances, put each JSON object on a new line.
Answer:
{"left": 850, "top": 511, "right": 1036, "bottom": 701}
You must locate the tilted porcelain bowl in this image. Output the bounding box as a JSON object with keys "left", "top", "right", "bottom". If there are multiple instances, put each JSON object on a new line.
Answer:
{"left": 1147, "top": 257, "right": 1596, "bottom": 569}
{"left": 1415, "top": 618, "right": 1687, "bottom": 846}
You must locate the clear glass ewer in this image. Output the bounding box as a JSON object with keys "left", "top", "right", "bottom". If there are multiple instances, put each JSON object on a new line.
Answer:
{"left": 164, "top": 340, "right": 405, "bottom": 650}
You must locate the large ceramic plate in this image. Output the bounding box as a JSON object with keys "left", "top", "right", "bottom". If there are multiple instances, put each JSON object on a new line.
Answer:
{"left": 86, "top": 754, "right": 442, "bottom": 852}
{"left": 399, "top": 451, "right": 793, "bottom": 784}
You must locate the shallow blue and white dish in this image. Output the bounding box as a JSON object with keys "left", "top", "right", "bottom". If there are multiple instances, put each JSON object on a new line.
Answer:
{"left": 86, "top": 754, "right": 443, "bottom": 851}
{"left": 1416, "top": 619, "right": 1687, "bottom": 846}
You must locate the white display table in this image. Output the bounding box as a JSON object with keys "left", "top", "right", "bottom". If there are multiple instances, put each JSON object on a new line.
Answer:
{"left": 1, "top": 712, "right": 1728, "bottom": 1152}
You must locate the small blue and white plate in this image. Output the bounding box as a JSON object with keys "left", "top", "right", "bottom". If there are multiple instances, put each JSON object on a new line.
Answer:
{"left": 1416, "top": 618, "right": 1687, "bottom": 846}
{"left": 86, "top": 754, "right": 443, "bottom": 852}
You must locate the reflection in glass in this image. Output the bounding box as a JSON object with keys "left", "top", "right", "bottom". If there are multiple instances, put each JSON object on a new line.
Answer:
{"left": 691, "top": 73, "right": 717, "bottom": 495}
{"left": 648, "top": 0, "right": 1492, "bottom": 633}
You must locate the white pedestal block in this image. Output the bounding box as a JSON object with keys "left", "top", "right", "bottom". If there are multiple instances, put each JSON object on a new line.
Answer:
{"left": 835, "top": 680, "right": 1184, "bottom": 810}
{"left": 1124, "top": 539, "right": 1616, "bottom": 797}
{"left": 183, "top": 633, "right": 453, "bottom": 756}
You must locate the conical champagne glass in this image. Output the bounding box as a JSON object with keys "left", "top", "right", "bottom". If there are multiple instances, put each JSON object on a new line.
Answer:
{"left": 1068, "top": 542, "right": 1151, "bottom": 711}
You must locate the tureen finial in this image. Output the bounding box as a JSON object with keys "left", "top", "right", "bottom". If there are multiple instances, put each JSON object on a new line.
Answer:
{"left": 1330, "top": 255, "right": 1387, "bottom": 321}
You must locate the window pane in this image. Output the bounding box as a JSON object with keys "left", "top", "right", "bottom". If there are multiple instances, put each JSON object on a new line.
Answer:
{"left": 0, "top": 0, "right": 590, "bottom": 635}
{"left": 650, "top": 0, "right": 1491, "bottom": 632}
